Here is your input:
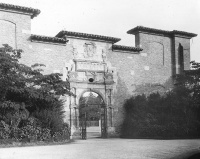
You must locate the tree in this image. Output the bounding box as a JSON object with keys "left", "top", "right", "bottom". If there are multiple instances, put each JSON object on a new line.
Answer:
{"left": 0, "top": 44, "right": 71, "bottom": 137}
{"left": 79, "top": 92, "right": 104, "bottom": 121}
{"left": 176, "top": 61, "right": 200, "bottom": 107}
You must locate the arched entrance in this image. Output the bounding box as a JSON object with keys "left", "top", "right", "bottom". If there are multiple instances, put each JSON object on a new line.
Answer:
{"left": 79, "top": 91, "right": 107, "bottom": 139}
{"left": 63, "top": 44, "right": 116, "bottom": 139}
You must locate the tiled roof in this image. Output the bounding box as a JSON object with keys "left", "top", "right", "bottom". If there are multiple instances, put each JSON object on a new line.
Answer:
{"left": 127, "top": 26, "right": 197, "bottom": 38}
{"left": 0, "top": 3, "right": 40, "bottom": 19}
{"left": 56, "top": 30, "right": 121, "bottom": 44}
{"left": 31, "top": 35, "right": 68, "bottom": 44}
{"left": 112, "top": 45, "right": 143, "bottom": 52}
{"left": 172, "top": 30, "right": 197, "bottom": 37}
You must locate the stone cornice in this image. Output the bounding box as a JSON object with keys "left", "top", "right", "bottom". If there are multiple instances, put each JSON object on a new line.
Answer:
{"left": 0, "top": 3, "right": 40, "bottom": 19}
{"left": 56, "top": 30, "right": 121, "bottom": 44}
{"left": 127, "top": 26, "right": 197, "bottom": 38}
{"left": 112, "top": 45, "right": 143, "bottom": 52}
{"left": 31, "top": 34, "right": 68, "bottom": 44}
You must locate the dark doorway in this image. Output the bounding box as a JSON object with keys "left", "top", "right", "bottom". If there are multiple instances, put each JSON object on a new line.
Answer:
{"left": 79, "top": 91, "right": 107, "bottom": 139}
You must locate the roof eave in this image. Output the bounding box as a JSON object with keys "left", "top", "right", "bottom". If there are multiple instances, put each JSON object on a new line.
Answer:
{"left": 0, "top": 3, "right": 40, "bottom": 19}
{"left": 172, "top": 31, "right": 197, "bottom": 38}
{"left": 127, "top": 26, "right": 198, "bottom": 38}
{"left": 56, "top": 31, "right": 121, "bottom": 44}
{"left": 112, "top": 45, "right": 143, "bottom": 53}
{"left": 31, "top": 34, "right": 68, "bottom": 44}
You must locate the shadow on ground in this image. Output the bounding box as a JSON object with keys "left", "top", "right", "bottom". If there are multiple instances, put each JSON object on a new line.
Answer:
{"left": 187, "top": 152, "right": 200, "bottom": 159}
{"left": 171, "top": 150, "right": 200, "bottom": 159}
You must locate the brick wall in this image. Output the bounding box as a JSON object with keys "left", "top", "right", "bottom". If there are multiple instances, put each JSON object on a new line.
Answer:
{"left": 107, "top": 32, "right": 192, "bottom": 129}
{"left": 0, "top": 7, "right": 194, "bottom": 136}
{"left": 21, "top": 41, "right": 68, "bottom": 75}
{"left": 0, "top": 10, "right": 31, "bottom": 50}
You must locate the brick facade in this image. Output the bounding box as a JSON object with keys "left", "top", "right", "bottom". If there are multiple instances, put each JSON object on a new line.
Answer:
{"left": 0, "top": 3, "right": 197, "bottom": 137}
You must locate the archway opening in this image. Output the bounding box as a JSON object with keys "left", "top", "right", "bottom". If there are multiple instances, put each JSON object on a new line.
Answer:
{"left": 79, "top": 91, "right": 106, "bottom": 138}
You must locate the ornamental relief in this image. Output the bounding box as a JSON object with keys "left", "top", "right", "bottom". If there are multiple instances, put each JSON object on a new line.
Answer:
{"left": 83, "top": 42, "right": 96, "bottom": 58}
{"left": 66, "top": 41, "right": 115, "bottom": 83}
{"left": 71, "top": 42, "right": 107, "bottom": 61}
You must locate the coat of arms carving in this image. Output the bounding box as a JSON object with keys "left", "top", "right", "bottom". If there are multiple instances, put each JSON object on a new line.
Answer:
{"left": 83, "top": 42, "right": 96, "bottom": 58}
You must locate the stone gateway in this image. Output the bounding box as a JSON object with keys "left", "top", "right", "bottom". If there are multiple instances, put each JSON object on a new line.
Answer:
{"left": 0, "top": 3, "right": 197, "bottom": 138}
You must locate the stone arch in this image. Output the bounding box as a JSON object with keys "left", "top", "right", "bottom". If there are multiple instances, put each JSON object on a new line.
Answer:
{"left": 77, "top": 88, "right": 107, "bottom": 138}
{"left": 0, "top": 19, "right": 17, "bottom": 48}
{"left": 77, "top": 88, "right": 106, "bottom": 106}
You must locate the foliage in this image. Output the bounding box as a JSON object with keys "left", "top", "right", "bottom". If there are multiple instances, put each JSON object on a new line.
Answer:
{"left": 121, "top": 89, "right": 200, "bottom": 138}
{"left": 121, "top": 62, "right": 200, "bottom": 138}
{"left": 79, "top": 92, "right": 104, "bottom": 120}
{"left": 0, "top": 118, "right": 69, "bottom": 142}
{"left": 0, "top": 44, "right": 71, "bottom": 143}
{"left": 32, "top": 100, "right": 66, "bottom": 133}
{"left": 176, "top": 61, "right": 200, "bottom": 108}
{"left": 53, "top": 125, "right": 70, "bottom": 142}
{"left": 0, "top": 44, "right": 70, "bottom": 102}
{"left": 0, "top": 119, "right": 52, "bottom": 142}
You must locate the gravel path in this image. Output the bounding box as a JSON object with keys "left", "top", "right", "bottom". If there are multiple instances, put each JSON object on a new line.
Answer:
{"left": 0, "top": 138, "right": 199, "bottom": 159}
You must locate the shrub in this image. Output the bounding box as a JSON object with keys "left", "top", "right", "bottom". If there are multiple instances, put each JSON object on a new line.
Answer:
{"left": 31, "top": 99, "right": 65, "bottom": 133}
{"left": 53, "top": 130, "right": 69, "bottom": 142}
{"left": 38, "top": 128, "right": 51, "bottom": 141}
{"left": 52, "top": 124, "right": 70, "bottom": 142}
{"left": 19, "top": 125, "right": 39, "bottom": 141}
{"left": 0, "top": 128, "right": 10, "bottom": 139}
{"left": 0, "top": 45, "right": 71, "bottom": 144}
{"left": 121, "top": 87, "right": 200, "bottom": 139}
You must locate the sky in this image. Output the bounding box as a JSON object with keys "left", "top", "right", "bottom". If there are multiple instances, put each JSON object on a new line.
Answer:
{"left": 1, "top": 0, "right": 200, "bottom": 62}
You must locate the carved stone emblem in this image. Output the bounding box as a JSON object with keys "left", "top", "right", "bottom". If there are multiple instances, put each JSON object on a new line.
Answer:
{"left": 83, "top": 42, "right": 96, "bottom": 58}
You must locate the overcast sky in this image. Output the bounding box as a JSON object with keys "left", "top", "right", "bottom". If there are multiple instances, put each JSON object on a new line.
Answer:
{"left": 1, "top": 0, "right": 200, "bottom": 62}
